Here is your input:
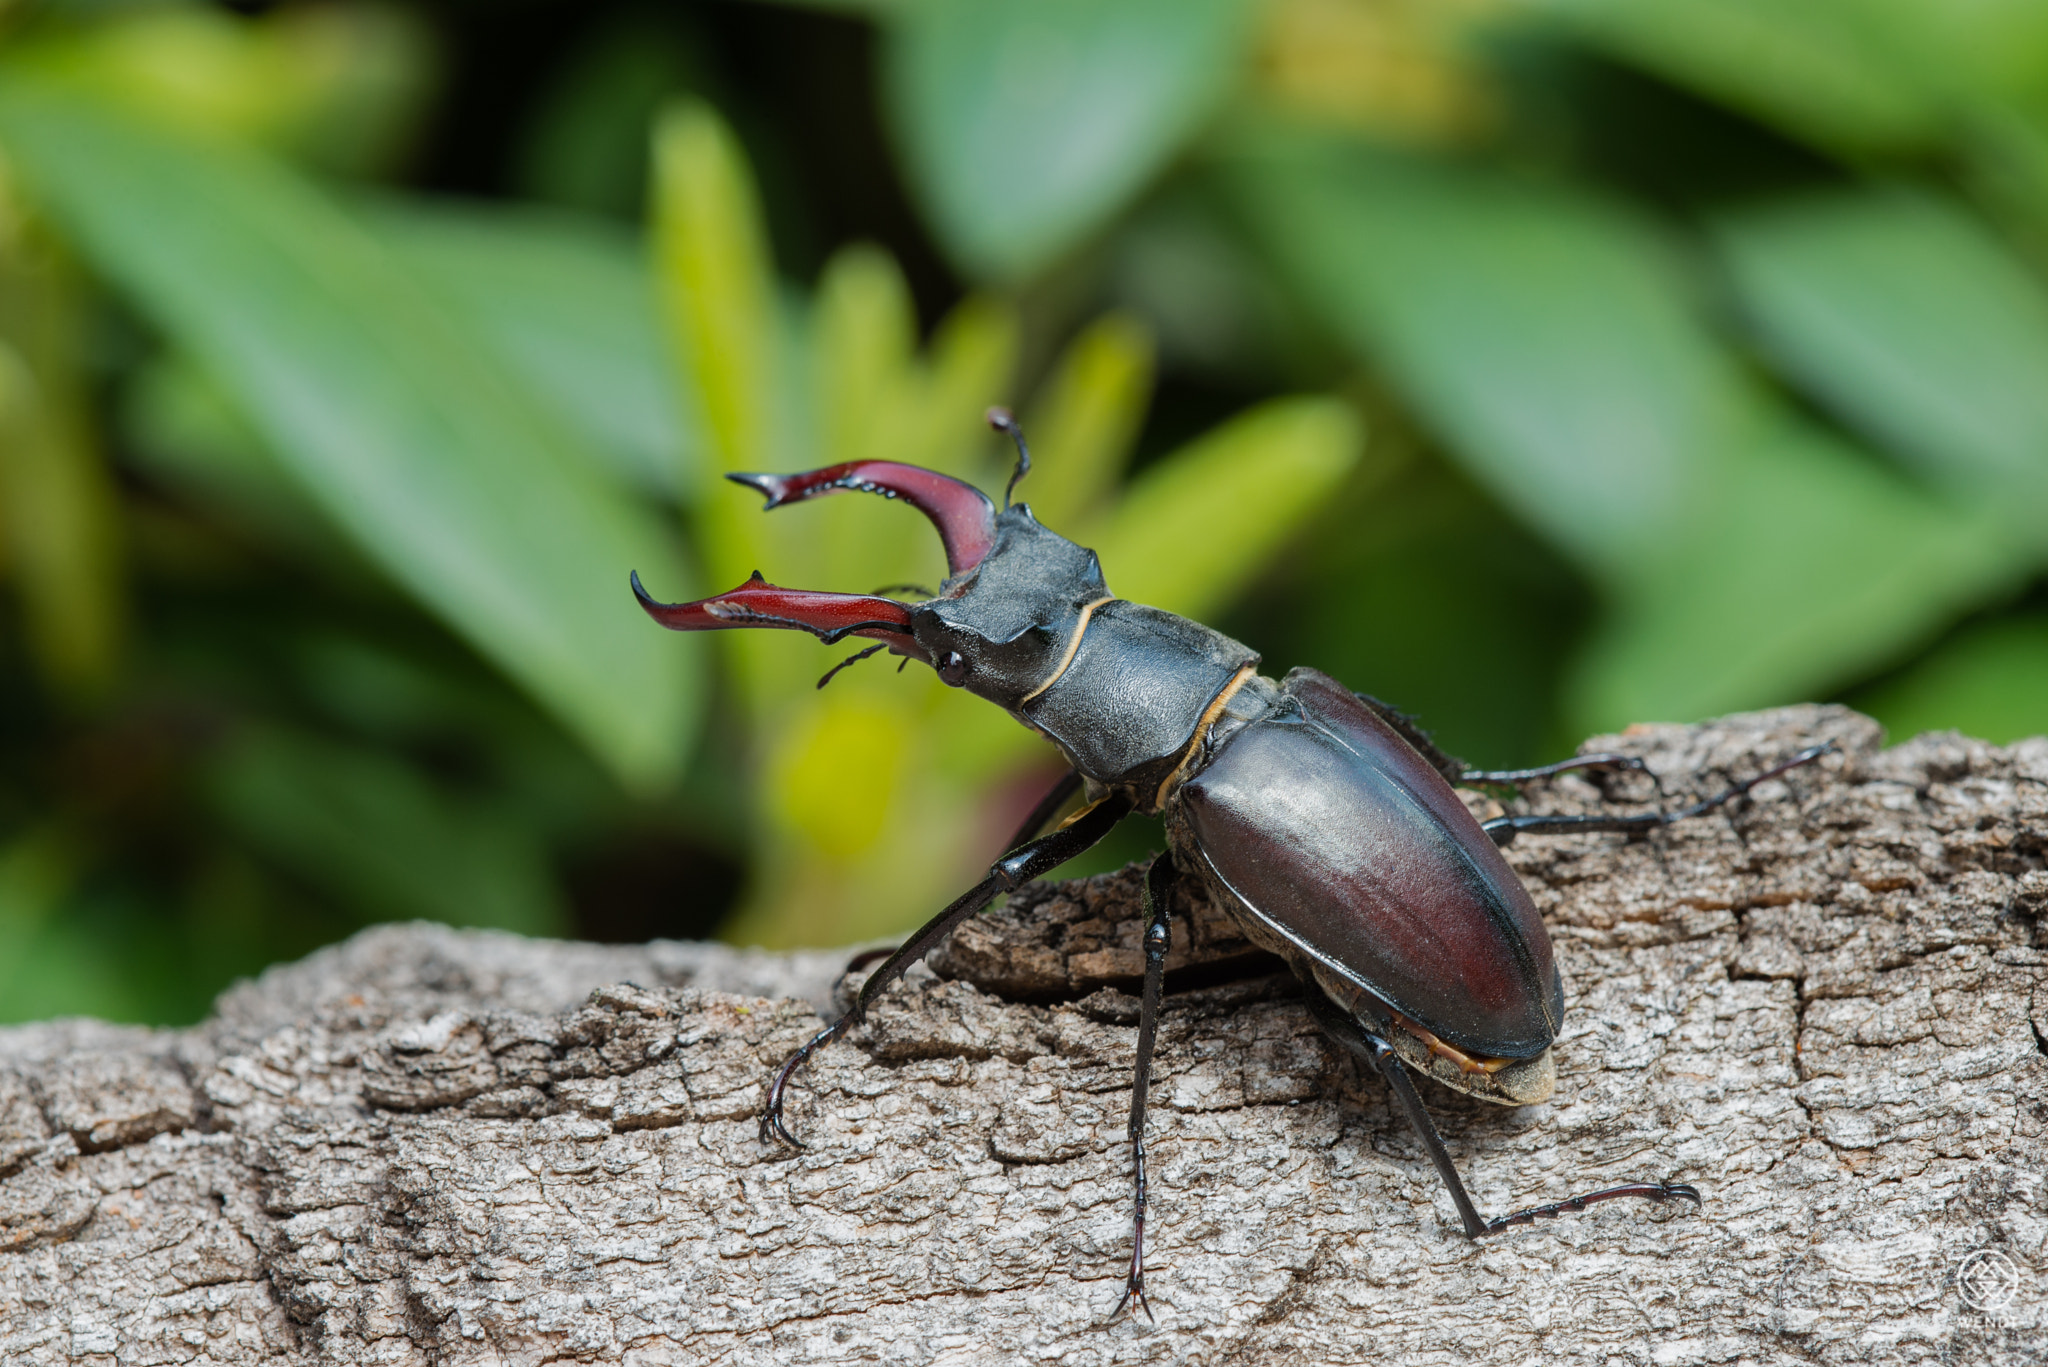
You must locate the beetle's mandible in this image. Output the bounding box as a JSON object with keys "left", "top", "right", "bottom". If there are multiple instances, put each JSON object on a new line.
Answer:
{"left": 631, "top": 409, "right": 1831, "bottom": 1319}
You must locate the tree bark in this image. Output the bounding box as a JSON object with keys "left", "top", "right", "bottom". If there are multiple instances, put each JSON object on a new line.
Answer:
{"left": 3, "top": 705, "right": 2045, "bottom": 1366}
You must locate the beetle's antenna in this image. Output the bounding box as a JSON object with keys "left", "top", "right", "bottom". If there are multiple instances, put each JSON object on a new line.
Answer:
{"left": 816, "top": 641, "right": 888, "bottom": 690}
{"left": 869, "top": 583, "right": 935, "bottom": 600}
{"left": 987, "top": 407, "right": 1031, "bottom": 508}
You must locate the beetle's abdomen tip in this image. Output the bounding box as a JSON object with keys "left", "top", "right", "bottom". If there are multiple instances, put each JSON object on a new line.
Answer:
{"left": 1391, "top": 1032, "right": 1556, "bottom": 1105}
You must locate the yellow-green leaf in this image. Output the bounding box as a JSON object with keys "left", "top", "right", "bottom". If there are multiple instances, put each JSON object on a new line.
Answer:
{"left": 1023, "top": 311, "right": 1156, "bottom": 530}
{"left": 1086, "top": 395, "right": 1361, "bottom": 620}
{"left": 652, "top": 101, "right": 779, "bottom": 490}
{"left": 0, "top": 333, "right": 122, "bottom": 698}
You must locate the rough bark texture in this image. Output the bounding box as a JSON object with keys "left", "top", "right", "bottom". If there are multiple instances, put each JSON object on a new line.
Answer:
{"left": 3, "top": 705, "right": 2046, "bottom": 1366}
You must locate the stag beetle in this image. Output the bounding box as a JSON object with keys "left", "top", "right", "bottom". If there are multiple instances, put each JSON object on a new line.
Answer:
{"left": 631, "top": 410, "right": 1829, "bottom": 1318}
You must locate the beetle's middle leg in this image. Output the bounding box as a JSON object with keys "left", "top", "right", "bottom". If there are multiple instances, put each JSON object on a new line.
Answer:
{"left": 761, "top": 792, "right": 1133, "bottom": 1148}
{"left": 1304, "top": 993, "right": 1699, "bottom": 1240}
{"left": 1354, "top": 689, "right": 1650, "bottom": 789}
{"left": 1110, "top": 852, "right": 1178, "bottom": 1324}
{"left": 1481, "top": 742, "right": 1834, "bottom": 848}
{"left": 828, "top": 766, "right": 1089, "bottom": 984}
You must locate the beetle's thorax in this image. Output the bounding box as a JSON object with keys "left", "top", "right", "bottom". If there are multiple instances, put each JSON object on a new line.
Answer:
{"left": 1023, "top": 604, "right": 1259, "bottom": 805}
{"left": 908, "top": 507, "right": 1259, "bottom": 806}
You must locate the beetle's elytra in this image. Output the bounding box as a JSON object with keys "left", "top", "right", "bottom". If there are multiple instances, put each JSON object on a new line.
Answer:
{"left": 631, "top": 409, "right": 1831, "bottom": 1319}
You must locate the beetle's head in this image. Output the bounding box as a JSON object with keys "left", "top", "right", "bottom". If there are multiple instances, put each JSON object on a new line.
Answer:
{"left": 631, "top": 410, "right": 1111, "bottom": 712}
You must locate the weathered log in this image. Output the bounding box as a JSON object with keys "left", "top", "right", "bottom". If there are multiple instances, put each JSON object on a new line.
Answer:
{"left": 2, "top": 705, "right": 2044, "bottom": 1366}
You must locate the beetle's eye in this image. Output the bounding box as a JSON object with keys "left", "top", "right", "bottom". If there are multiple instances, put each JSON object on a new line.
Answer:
{"left": 935, "top": 650, "right": 970, "bottom": 686}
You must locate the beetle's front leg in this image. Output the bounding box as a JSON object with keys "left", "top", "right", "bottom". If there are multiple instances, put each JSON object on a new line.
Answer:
{"left": 1303, "top": 993, "right": 1700, "bottom": 1239}
{"left": 1111, "top": 853, "right": 1177, "bottom": 1324}
{"left": 760, "top": 793, "right": 1134, "bottom": 1148}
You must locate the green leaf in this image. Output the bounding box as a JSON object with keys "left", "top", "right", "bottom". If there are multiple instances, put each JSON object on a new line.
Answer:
{"left": 122, "top": 351, "right": 359, "bottom": 567}
{"left": 1085, "top": 395, "right": 1361, "bottom": 621}
{"left": 1713, "top": 185, "right": 2048, "bottom": 530}
{"left": 0, "top": 203, "right": 124, "bottom": 698}
{"left": 1229, "top": 133, "right": 2038, "bottom": 729}
{"left": 806, "top": 245, "right": 1019, "bottom": 491}
{"left": 1231, "top": 139, "right": 1744, "bottom": 578}
{"left": 906, "top": 293, "right": 1020, "bottom": 476}
{"left": 207, "top": 726, "right": 567, "bottom": 935}
{"left": 884, "top": 0, "right": 1252, "bottom": 281}
{"left": 1851, "top": 612, "right": 2048, "bottom": 746}
{"left": 0, "top": 830, "right": 213, "bottom": 1025}
{"left": 802, "top": 248, "right": 1019, "bottom": 605}
{"left": 0, "top": 831, "right": 80, "bottom": 1022}
{"left": 1534, "top": 0, "right": 2048, "bottom": 159}
{"left": 740, "top": 0, "right": 902, "bottom": 14}
{"left": 0, "top": 82, "right": 699, "bottom": 790}
{"left": 361, "top": 196, "right": 699, "bottom": 502}
{"left": 1527, "top": 0, "right": 1946, "bottom": 156}
{"left": 1976, "top": 103, "right": 2048, "bottom": 242}
{"left": 1569, "top": 417, "right": 2026, "bottom": 732}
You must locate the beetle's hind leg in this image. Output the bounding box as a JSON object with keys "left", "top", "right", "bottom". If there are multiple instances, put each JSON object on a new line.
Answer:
{"left": 1481, "top": 742, "right": 1834, "bottom": 848}
{"left": 760, "top": 793, "right": 1133, "bottom": 1149}
{"left": 1304, "top": 994, "right": 1699, "bottom": 1240}
{"left": 1458, "top": 753, "right": 1648, "bottom": 786}
{"left": 1304, "top": 993, "right": 1488, "bottom": 1238}
{"left": 1353, "top": 690, "right": 1651, "bottom": 791}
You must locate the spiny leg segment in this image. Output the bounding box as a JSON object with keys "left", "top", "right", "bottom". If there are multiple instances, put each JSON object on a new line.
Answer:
{"left": 1304, "top": 993, "right": 1699, "bottom": 1240}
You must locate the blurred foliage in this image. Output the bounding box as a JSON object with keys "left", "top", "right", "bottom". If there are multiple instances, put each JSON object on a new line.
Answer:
{"left": 0, "top": 0, "right": 2045, "bottom": 1021}
{"left": 650, "top": 101, "right": 1358, "bottom": 943}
